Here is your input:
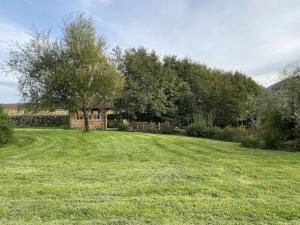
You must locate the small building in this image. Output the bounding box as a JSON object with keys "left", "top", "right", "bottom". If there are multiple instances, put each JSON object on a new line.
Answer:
{"left": 69, "top": 104, "right": 113, "bottom": 130}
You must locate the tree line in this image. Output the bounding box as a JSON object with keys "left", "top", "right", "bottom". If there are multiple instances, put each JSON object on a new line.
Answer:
{"left": 112, "top": 47, "right": 263, "bottom": 127}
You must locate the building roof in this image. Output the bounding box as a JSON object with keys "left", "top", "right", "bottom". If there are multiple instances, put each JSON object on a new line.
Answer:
{"left": 1, "top": 103, "right": 113, "bottom": 111}
{"left": 94, "top": 103, "right": 113, "bottom": 109}
{"left": 1, "top": 103, "right": 23, "bottom": 111}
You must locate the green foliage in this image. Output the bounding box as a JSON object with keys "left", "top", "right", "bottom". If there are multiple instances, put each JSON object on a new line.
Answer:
{"left": 259, "top": 110, "right": 291, "bottom": 149}
{"left": 117, "top": 122, "right": 130, "bottom": 131}
{"left": 159, "top": 122, "right": 176, "bottom": 134}
{"left": 114, "top": 48, "right": 191, "bottom": 124}
{"left": 163, "top": 56, "right": 264, "bottom": 127}
{"left": 0, "top": 106, "right": 14, "bottom": 144}
{"left": 186, "top": 113, "right": 216, "bottom": 138}
{"left": 249, "top": 80, "right": 300, "bottom": 149}
{"left": 295, "top": 138, "right": 300, "bottom": 145}
{"left": 113, "top": 49, "right": 262, "bottom": 127}
{"left": 240, "top": 136, "right": 262, "bottom": 149}
{"left": 8, "top": 14, "right": 124, "bottom": 132}
{"left": 191, "top": 112, "right": 214, "bottom": 128}
{"left": 213, "top": 126, "right": 249, "bottom": 142}
{"left": 186, "top": 123, "right": 216, "bottom": 138}
{"left": 261, "top": 129, "right": 285, "bottom": 149}
{"left": 142, "top": 122, "right": 158, "bottom": 133}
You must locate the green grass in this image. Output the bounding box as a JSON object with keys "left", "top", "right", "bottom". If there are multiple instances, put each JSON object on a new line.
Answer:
{"left": 0, "top": 128, "right": 300, "bottom": 225}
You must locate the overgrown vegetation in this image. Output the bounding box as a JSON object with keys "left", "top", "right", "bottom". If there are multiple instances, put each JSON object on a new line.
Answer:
{"left": 0, "top": 106, "right": 13, "bottom": 144}
{"left": 241, "top": 62, "right": 300, "bottom": 150}
{"left": 112, "top": 48, "right": 263, "bottom": 127}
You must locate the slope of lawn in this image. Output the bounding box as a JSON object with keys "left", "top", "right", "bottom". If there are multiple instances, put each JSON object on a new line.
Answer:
{"left": 0, "top": 128, "right": 300, "bottom": 225}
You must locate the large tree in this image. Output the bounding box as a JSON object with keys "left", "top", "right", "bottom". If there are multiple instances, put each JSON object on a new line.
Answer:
{"left": 114, "top": 47, "right": 191, "bottom": 124}
{"left": 163, "top": 56, "right": 263, "bottom": 127}
{"left": 8, "top": 15, "right": 124, "bottom": 132}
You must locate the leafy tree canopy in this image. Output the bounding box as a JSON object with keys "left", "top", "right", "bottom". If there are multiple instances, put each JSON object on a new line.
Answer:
{"left": 8, "top": 14, "right": 124, "bottom": 131}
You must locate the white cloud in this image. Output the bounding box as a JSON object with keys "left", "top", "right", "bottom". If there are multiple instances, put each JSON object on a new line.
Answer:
{"left": 0, "top": 84, "right": 20, "bottom": 104}
{"left": 0, "top": 22, "right": 29, "bottom": 59}
{"left": 0, "top": 21, "right": 29, "bottom": 103}
{"left": 77, "top": 0, "right": 114, "bottom": 11}
{"left": 1, "top": 0, "right": 300, "bottom": 94}
{"left": 86, "top": 0, "right": 300, "bottom": 86}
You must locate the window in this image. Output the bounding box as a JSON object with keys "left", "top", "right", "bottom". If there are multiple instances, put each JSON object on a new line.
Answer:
{"left": 76, "top": 110, "right": 100, "bottom": 120}
{"left": 76, "top": 111, "right": 83, "bottom": 120}
{"left": 92, "top": 110, "right": 100, "bottom": 120}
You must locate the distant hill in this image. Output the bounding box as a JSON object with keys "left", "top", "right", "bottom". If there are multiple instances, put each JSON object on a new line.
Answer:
{"left": 267, "top": 76, "right": 300, "bottom": 92}
{"left": 267, "top": 80, "right": 285, "bottom": 92}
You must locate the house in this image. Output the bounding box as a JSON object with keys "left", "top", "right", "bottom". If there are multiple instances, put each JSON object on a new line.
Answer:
{"left": 69, "top": 104, "right": 113, "bottom": 129}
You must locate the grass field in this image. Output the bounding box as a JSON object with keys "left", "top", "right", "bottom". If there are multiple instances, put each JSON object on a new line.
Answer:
{"left": 0, "top": 128, "right": 300, "bottom": 224}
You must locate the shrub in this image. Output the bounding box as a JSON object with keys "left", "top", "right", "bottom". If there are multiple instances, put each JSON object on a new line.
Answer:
{"left": 240, "top": 136, "right": 261, "bottom": 148}
{"left": 117, "top": 122, "right": 129, "bottom": 131}
{"left": 0, "top": 106, "right": 14, "bottom": 144}
{"left": 261, "top": 128, "right": 286, "bottom": 149}
{"left": 160, "top": 122, "right": 175, "bottom": 134}
{"left": 173, "top": 127, "right": 186, "bottom": 135}
{"left": 259, "top": 110, "right": 289, "bottom": 149}
{"left": 158, "top": 123, "right": 186, "bottom": 135}
{"left": 279, "top": 139, "right": 300, "bottom": 151}
{"left": 108, "top": 119, "right": 121, "bottom": 128}
{"left": 143, "top": 122, "right": 158, "bottom": 133}
{"left": 186, "top": 123, "right": 216, "bottom": 138}
{"left": 213, "top": 126, "right": 249, "bottom": 142}
{"left": 294, "top": 138, "right": 300, "bottom": 146}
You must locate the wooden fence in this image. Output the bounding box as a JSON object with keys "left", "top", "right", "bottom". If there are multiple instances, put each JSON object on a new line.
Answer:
{"left": 127, "top": 121, "right": 151, "bottom": 130}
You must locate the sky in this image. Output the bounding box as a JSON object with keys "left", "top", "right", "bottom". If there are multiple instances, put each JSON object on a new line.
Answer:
{"left": 1, "top": 0, "right": 300, "bottom": 103}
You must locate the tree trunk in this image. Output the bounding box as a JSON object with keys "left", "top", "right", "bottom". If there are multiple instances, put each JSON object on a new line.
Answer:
{"left": 83, "top": 108, "right": 90, "bottom": 132}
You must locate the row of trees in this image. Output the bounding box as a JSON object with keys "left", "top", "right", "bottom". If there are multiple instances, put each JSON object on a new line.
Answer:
{"left": 112, "top": 47, "right": 263, "bottom": 127}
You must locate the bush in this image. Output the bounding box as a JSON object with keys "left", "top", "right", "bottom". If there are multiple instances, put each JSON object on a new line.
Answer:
{"left": 261, "top": 128, "right": 286, "bottom": 149}
{"left": 259, "top": 110, "right": 289, "bottom": 149}
{"left": 294, "top": 138, "right": 300, "bottom": 146}
{"left": 158, "top": 123, "right": 186, "bottom": 135}
{"left": 240, "top": 136, "right": 261, "bottom": 148}
{"left": 173, "top": 127, "right": 186, "bottom": 135}
{"left": 117, "top": 122, "right": 129, "bottom": 131}
{"left": 186, "top": 123, "right": 251, "bottom": 143}
{"left": 143, "top": 122, "right": 158, "bottom": 133}
{"left": 160, "top": 122, "right": 175, "bottom": 134}
{"left": 213, "top": 126, "right": 249, "bottom": 142}
{"left": 279, "top": 139, "right": 300, "bottom": 151}
{"left": 0, "top": 106, "right": 14, "bottom": 144}
{"left": 186, "top": 123, "right": 216, "bottom": 138}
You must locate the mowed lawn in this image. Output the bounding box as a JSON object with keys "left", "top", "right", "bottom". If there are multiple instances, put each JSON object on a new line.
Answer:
{"left": 0, "top": 129, "right": 300, "bottom": 225}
